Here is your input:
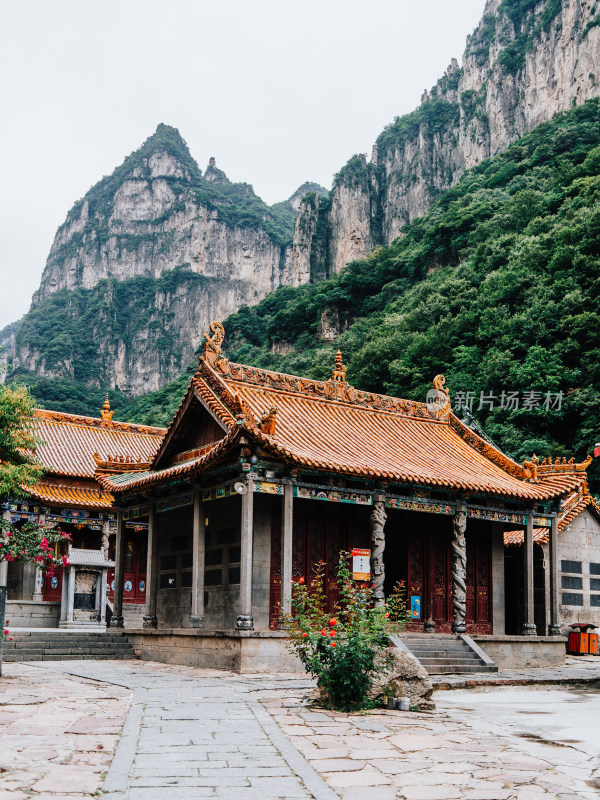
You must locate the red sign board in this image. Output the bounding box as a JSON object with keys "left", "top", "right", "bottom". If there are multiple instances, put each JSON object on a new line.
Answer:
{"left": 352, "top": 548, "right": 371, "bottom": 580}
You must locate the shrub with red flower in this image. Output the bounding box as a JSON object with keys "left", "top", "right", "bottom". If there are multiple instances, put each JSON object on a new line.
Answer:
{"left": 0, "top": 518, "right": 70, "bottom": 573}
{"left": 285, "top": 552, "right": 409, "bottom": 711}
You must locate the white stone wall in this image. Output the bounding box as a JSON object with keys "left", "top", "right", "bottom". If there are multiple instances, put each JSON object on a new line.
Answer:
{"left": 556, "top": 508, "right": 600, "bottom": 629}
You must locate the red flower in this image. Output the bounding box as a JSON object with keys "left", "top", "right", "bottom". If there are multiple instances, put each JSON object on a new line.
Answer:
{"left": 3, "top": 629, "right": 8, "bottom": 635}
{"left": 9, "top": 637, "right": 13, "bottom": 641}
{"left": 298, "top": 577, "right": 305, "bottom": 585}
{"left": 46, "top": 570, "right": 54, "bottom": 578}
{"left": 329, "top": 618, "right": 337, "bottom": 626}
{"left": 62, "top": 556, "right": 69, "bottom": 566}
{"left": 329, "top": 631, "right": 335, "bottom": 638}
{"left": 320, "top": 629, "right": 326, "bottom": 636}
{"left": 302, "top": 632, "right": 308, "bottom": 638}
{"left": 384, "top": 613, "right": 389, "bottom": 618}
{"left": 331, "top": 642, "right": 336, "bottom": 648}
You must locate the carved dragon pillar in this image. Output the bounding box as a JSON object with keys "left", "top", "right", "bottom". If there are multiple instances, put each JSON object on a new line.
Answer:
{"left": 451, "top": 502, "right": 467, "bottom": 634}
{"left": 370, "top": 496, "right": 387, "bottom": 607}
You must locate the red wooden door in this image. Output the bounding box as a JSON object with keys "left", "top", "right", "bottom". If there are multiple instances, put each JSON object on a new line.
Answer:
{"left": 42, "top": 565, "right": 64, "bottom": 601}
{"left": 109, "top": 533, "right": 147, "bottom": 604}
{"left": 431, "top": 530, "right": 452, "bottom": 629}
{"left": 269, "top": 502, "right": 368, "bottom": 629}
{"left": 465, "top": 531, "right": 492, "bottom": 634}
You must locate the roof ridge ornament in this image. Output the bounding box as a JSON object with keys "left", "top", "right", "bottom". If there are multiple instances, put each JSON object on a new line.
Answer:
{"left": 324, "top": 349, "right": 354, "bottom": 401}
{"left": 100, "top": 394, "right": 114, "bottom": 425}
{"left": 426, "top": 375, "right": 452, "bottom": 421}
{"left": 202, "top": 321, "right": 229, "bottom": 373}
{"left": 536, "top": 454, "right": 592, "bottom": 474}
{"left": 259, "top": 407, "right": 277, "bottom": 435}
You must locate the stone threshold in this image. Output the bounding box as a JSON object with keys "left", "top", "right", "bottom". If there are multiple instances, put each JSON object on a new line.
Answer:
{"left": 125, "top": 627, "right": 289, "bottom": 639}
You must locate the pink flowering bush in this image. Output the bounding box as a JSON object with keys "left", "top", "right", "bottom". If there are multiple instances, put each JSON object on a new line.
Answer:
{"left": 2, "top": 620, "right": 12, "bottom": 642}
{"left": 0, "top": 518, "right": 71, "bottom": 575}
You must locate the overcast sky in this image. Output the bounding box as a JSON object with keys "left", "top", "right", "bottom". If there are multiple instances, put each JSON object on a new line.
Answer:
{"left": 0, "top": 0, "right": 486, "bottom": 331}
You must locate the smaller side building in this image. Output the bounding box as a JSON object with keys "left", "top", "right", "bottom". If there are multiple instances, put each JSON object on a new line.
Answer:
{"left": 506, "top": 483, "right": 600, "bottom": 632}
{"left": 3, "top": 400, "right": 165, "bottom": 629}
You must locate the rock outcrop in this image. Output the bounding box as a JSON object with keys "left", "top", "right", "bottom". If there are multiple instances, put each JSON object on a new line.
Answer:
{"left": 293, "top": 0, "right": 600, "bottom": 276}
{"left": 6, "top": 125, "right": 326, "bottom": 394}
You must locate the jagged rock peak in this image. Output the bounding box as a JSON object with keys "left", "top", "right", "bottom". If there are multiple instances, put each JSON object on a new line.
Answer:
{"left": 286, "top": 181, "right": 329, "bottom": 211}
{"left": 204, "top": 157, "right": 230, "bottom": 185}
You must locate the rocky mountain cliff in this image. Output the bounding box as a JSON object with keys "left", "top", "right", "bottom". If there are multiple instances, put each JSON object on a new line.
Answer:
{"left": 291, "top": 0, "right": 600, "bottom": 282}
{"left": 4, "top": 0, "right": 599, "bottom": 405}
{"left": 5, "top": 125, "right": 326, "bottom": 395}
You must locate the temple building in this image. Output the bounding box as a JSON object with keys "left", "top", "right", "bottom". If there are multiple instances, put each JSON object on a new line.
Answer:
{"left": 88, "top": 321, "right": 594, "bottom": 671}
{"left": 505, "top": 484, "right": 600, "bottom": 632}
{"left": 3, "top": 401, "right": 164, "bottom": 628}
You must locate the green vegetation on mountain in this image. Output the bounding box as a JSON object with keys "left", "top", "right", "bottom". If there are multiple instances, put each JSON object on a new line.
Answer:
{"left": 50, "top": 124, "right": 299, "bottom": 272}
{"left": 117, "top": 98, "right": 600, "bottom": 489}
{"left": 9, "top": 265, "right": 215, "bottom": 412}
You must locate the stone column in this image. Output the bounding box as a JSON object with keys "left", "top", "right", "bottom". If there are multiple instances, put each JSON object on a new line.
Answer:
{"left": 451, "top": 502, "right": 467, "bottom": 634}
{"left": 0, "top": 509, "right": 10, "bottom": 588}
{"left": 110, "top": 510, "right": 125, "bottom": 628}
{"left": 280, "top": 482, "right": 294, "bottom": 620}
{"left": 370, "top": 495, "right": 387, "bottom": 607}
{"left": 143, "top": 504, "right": 158, "bottom": 628}
{"left": 547, "top": 511, "right": 561, "bottom": 636}
{"left": 191, "top": 491, "right": 206, "bottom": 628}
{"left": 99, "top": 569, "right": 108, "bottom": 626}
{"left": 66, "top": 566, "right": 75, "bottom": 623}
{"left": 237, "top": 476, "right": 254, "bottom": 630}
{"left": 32, "top": 568, "right": 44, "bottom": 602}
{"left": 59, "top": 566, "right": 69, "bottom": 623}
{"left": 521, "top": 510, "right": 537, "bottom": 635}
{"left": 490, "top": 522, "right": 506, "bottom": 635}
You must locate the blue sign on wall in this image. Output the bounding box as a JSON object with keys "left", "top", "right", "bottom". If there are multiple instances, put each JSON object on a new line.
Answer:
{"left": 411, "top": 595, "right": 421, "bottom": 620}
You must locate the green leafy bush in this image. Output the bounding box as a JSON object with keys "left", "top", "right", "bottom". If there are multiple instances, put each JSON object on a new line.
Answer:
{"left": 286, "top": 553, "right": 409, "bottom": 710}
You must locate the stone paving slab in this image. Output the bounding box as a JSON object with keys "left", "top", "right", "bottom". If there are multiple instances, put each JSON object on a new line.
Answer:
{"left": 0, "top": 662, "right": 130, "bottom": 797}
{"left": 3, "top": 659, "right": 599, "bottom": 799}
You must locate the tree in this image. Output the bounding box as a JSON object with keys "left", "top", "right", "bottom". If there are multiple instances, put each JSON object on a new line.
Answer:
{"left": 0, "top": 383, "right": 70, "bottom": 675}
{"left": 0, "top": 384, "right": 45, "bottom": 499}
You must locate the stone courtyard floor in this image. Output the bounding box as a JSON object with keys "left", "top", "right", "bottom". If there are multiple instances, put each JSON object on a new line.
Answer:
{"left": 0, "top": 659, "right": 599, "bottom": 799}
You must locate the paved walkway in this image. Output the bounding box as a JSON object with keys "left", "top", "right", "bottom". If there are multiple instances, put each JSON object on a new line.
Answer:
{"left": 5, "top": 659, "right": 594, "bottom": 800}
{"left": 0, "top": 662, "right": 130, "bottom": 798}
{"left": 432, "top": 655, "right": 600, "bottom": 689}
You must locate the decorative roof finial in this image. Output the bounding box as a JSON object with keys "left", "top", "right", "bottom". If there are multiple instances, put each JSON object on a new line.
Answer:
{"left": 202, "top": 321, "right": 228, "bottom": 371}
{"left": 100, "top": 394, "right": 114, "bottom": 425}
{"left": 426, "top": 374, "right": 451, "bottom": 420}
{"left": 331, "top": 350, "right": 347, "bottom": 383}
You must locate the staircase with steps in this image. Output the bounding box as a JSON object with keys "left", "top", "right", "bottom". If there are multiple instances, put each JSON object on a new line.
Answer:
{"left": 401, "top": 634, "right": 498, "bottom": 675}
{"left": 1, "top": 631, "right": 138, "bottom": 662}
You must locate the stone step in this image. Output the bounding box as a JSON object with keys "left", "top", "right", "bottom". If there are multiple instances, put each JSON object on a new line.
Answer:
{"left": 400, "top": 633, "right": 497, "bottom": 675}
{"left": 3, "top": 652, "right": 135, "bottom": 661}
{"left": 417, "top": 656, "right": 483, "bottom": 665}
{"left": 424, "top": 664, "right": 498, "bottom": 674}
{"left": 3, "top": 632, "right": 137, "bottom": 662}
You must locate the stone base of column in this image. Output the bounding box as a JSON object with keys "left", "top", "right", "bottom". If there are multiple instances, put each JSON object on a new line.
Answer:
{"left": 548, "top": 623, "right": 562, "bottom": 637}
{"left": 277, "top": 616, "right": 290, "bottom": 631}
{"left": 451, "top": 621, "right": 466, "bottom": 634}
{"left": 190, "top": 615, "right": 204, "bottom": 629}
{"left": 424, "top": 618, "right": 436, "bottom": 633}
{"left": 142, "top": 615, "right": 158, "bottom": 629}
{"left": 521, "top": 623, "right": 537, "bottom": 636}
{"left": 109, "top": 616, "right": 124, "bottom": 628}
{"left": 236, "top": 614, "right": 254, "bottom": 630}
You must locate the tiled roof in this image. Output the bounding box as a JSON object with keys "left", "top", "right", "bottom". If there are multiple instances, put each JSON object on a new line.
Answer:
{"left": 504, "top": 487, "right": 599, "bottom": 545}
{"left": 26, "top": 477, "right": 114, "bottom": 509}
{"left": 68, "top": 549, "right": 114, "bottom": 567}
{"left": 98, "top": 324, "right": 592, "bottom": 502}
{"left": 34, "top": 409, "right": 165, "bottom": 478}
